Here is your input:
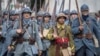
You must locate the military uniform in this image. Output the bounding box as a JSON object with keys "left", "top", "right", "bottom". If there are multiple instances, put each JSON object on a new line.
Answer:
{"left": 40, "top": 12, "right": 53, "bottom": 56}
{"left": 0, "top": 10, "right": 17, "bottom": 56}
{"left": 70, "top": 10, "right": 78, "bottom": 22}
{"left": 71, "top": 4, "right": 100, "bottom": 56}
{"left": 0, "top": 10, "right": 8, "bottom": 55}
{"left": 10, "top": 8, "right": 43, "bottom": 56}
{"left": 47, "top": 13, "right": 75, "bottom": 56}
{"left": 37, "top": 10, "right": 44, "bottom": 26}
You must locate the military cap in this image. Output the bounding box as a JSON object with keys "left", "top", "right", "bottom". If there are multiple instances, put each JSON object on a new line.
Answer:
{"left": 37, "top": 10, "right": 44, "bottom": 17}
{"left": 10, "top": 10, "right": 16, "bottom": 16}
{"left": 43, "top": 12, "right": 51, "bottom": 17}
{"left": 56, "top": 13, "right": 66, "bottom": 21}
{"left": 63, "top": 9, "right": 70, "bottom": 15}
{"left": 14, "top": 10, "right": 20, "bottom": 15}
{"left": 22, "top": 7, "right": 32, "bottom": 14}
{"left": 71, "top": 10, "right": 78, "bottom": 15}
{"left": 81, "top": 4, "right": 89, "bottom": 11}
{"left": 3, "top": 10, "right": 8, "bottom": 15}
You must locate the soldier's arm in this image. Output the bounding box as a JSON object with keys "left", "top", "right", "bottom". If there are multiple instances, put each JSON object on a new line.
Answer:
{"left": 67, "top": 26, "right": 75, "bottom": 52}
{"left": 72, "top": 26, "right": 81, "bottom": 34}
{"left": 34, "top": 23, "right": 43, "bottom": 51}
{"left": 9, "top": 21, "right": 19, "bottom": 37}
{"left": 71, "top": 19, "right": 81, "bottom": 34}
{"left": 1, "top": 22, "right": 7, "bottom": 37}
{"left": 92, "top": 21, "right": 100, "bottom": 40}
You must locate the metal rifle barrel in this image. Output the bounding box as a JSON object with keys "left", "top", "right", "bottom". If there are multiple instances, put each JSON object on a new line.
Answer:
{"left": 68, "top": 0, "right": 71, "bottom": 25}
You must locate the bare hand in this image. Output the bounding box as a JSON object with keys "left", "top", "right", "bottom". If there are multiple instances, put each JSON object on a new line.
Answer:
{"left": 38, "top": 50, "right": 42, "bottom": 56}
{"left": 8, "top": 46, "right": 12, "bottom": 51}
{"left": 16, "top": 29, "right": 23, "bottom": 34}
{"left": 53, "top": 33, "right": 58, "bottom": 38}
{"left": 79, "top": 25, "right": 84, "bottom": 31}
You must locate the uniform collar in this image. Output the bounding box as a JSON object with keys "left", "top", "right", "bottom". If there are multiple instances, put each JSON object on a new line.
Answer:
{"left": 57, "top": 23, "right": 65, "bottom": 29}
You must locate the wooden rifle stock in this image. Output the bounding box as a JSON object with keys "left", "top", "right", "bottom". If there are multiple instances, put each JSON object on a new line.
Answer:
{"left": 75, "top": 0, "right": 82, "bottom": 25}
{"left": 51, "top": 0, "right": 57, "bottom": 36}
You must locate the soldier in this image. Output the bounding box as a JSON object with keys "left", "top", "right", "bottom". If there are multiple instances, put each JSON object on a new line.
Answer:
{"left": 0, "top": 10, "right": 8, "bottom": 55}
{"left": 63, "top": 10, "right": 70, "bottom": 25}
{"left": 37, "top": 10, "right": 44, "bottom": 26}
{"left": 14, "top": 10, "right": 20, "bottom": 20}
{"left": 2, "top": 11, "right": 9, "bottom": 24}
{"left": 70, "top": 10, "right": 78, "bottom": 21}
{"left": 10, "top": 8, "right": 43, "bottom": 56}
{"left": 0, "top": 10, "right": 17, "bottom": 56}
{"left": 40, "top": 12, "right": 52, "bottom": 56}
{"left": 31, "top": 11, "right": 37, "bottom": 23}
{"left": 72, "top": 4, "right": 100, "bottom": 56}
{"left": 47, "top": 13, "right": 75, "bottom": 56}
{"left": 95, "top": 12, "right": 100, "bottom": 29}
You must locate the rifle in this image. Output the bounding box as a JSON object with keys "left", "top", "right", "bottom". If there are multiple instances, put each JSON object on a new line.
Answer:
{"left": 44, "top": 0, "right": 49, "bottom": 12}
{"left": 51, "top": 0, "right": 57, "bottom": 37}
{"left": 40, "top": 0, "right": 42, "bottom": 9}
{"left": 75, "top": 0, "right": 82, "bottom": 26}
{"left": 68, "top": 0, "right": 72, "bottom": 25}
{"left": 59, "top": 0, "right": 65, "bottom": 12}
{"left": 51, "top": 0, "right": 57, "bottom": 21}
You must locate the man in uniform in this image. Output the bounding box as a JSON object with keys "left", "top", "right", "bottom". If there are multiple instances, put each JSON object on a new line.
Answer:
{"left": 47, "top": 13, "right": 75, "bottom": 56}
{"left": 37, "top": 10, "right": 44, "bottom": 26}
{"left": 10, "top": 8, "right": 43, "bottom": 56}
{"left": 40, "top": 12, "right": 52, "bottom": 56}
{"left": 71, "top": 4, "right": 100, "bottom": 56}
{"left": 70, "top": 10, "right": 78, "bottom": 21}
{"left": 2, "top": 11, "right": 9, "bottom": 24}
{"left": 0, "top": 10, "right": 17, "bottom": 56}
{"left": 0, "top": 10, "right": 8, "bottom": 55}
{"left": 63, "top": 10, "right": 70, "bottom": 25}
{"left": 95, "top": 12, "right": 100, "bottom": 29}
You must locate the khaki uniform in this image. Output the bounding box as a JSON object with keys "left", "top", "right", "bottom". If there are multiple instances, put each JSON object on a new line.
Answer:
{"left": 47, "top": 23, "right": 75, "bottom": 56}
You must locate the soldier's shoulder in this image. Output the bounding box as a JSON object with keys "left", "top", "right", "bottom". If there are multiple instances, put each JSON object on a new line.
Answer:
{"left": 88, "top": 15, "right": 97, "bottom": 23}
{"left": 65, "top": 24, "right": 71, "bottom": 29}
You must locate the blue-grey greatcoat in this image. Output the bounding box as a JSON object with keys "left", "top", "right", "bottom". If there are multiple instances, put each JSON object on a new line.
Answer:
{"left": 41, "top": 22, "right": 53, "bottom": 56}
{"left": 0, "top": 19, "right": 16, "bottom": 56}
{"left": 71, "top": 16, "right": 100, "bottom": 56}
{"left": 10, "top": 18, "right": 43, "bottom": 56}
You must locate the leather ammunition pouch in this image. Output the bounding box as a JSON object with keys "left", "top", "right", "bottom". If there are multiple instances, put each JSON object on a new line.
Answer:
{"left": 17, "top": 37, "right": 35, "bottom": 45}
{"left": 75, "top": 34, "right": 83, "bottom": 38}
{"left": 75, "top": 33, "right": 92, "bottom": 39}
{"left": 17, "top": 37, "right": 24, "bottom": 44}
{"left": 85, "top": 33, "right": 93, "bottom": 39}
{"left": 55, "top": 37, "right": 69, "bottom": 48}
{"left": 0, "top": 35, "right": 5, "bottom": 43}
{"left": 29, "top": 37, "right": 35, "bottom": 45}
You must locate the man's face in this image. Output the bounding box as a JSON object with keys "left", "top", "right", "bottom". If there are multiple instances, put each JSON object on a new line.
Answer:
{"left": 81, "top": 10, "right": 89, "bottom": 16}
{"left": 44, "top": 16, "right": 50, "bottom": 22}
{"left": 10, "top": 15, "right": 15, "bottom": 20}
{"left": 4, "top": 14, "right": 8, "bottom": 19}
{"left": 23, "top": 13, "right": 31, "bottom": 19}
{"left": 15, "top": 15, "right": 19, "bottom": 19}
{"left": 71, "top": 14, "right": 78, "bottom": 19}
{"left": 38, "top": 16, "right": 43, "bottom": 20}
{"left": 58, "top": 17, "right": 65, "bottom": 24}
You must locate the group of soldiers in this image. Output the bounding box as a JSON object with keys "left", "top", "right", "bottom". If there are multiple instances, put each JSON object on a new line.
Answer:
{"left": 0, "top": 3, "right": 100, "bottom": 56}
